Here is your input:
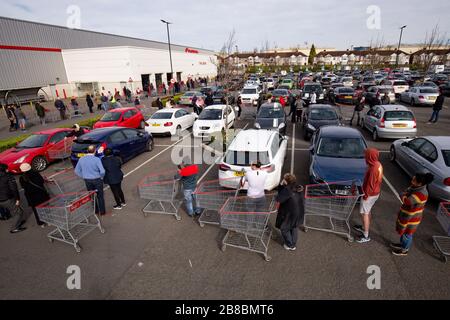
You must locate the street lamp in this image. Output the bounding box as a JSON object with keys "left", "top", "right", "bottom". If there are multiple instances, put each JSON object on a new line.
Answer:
{"left": 396, "top": 25, "right": 407, "bottom": 67}
{"left": 161, "top": 19, "right": 174, "bottom": 80}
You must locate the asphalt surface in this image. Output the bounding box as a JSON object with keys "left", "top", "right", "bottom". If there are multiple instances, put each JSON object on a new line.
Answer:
{"left": 1, "top": 97, "right": 450, "bottom": 300}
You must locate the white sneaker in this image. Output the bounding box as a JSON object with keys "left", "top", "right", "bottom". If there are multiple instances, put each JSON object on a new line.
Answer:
{"left": 283, "top": 244, "right": 291, "bottom": 251}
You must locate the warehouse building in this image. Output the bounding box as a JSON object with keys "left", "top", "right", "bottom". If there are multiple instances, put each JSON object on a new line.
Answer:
{"left": 0, "top": 16, "right": 217, "bottom": 104}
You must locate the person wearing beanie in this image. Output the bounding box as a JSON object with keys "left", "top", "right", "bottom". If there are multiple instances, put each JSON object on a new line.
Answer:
{"left": 66, "top": 124, "right": 87, "bottom": 140}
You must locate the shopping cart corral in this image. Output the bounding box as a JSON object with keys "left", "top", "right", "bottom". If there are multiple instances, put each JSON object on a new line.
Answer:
{"left": 433, "top": 202, "right": 450, "bottom": 263}
{"left": 220, "top": 194, "right": 277, "bottom": 261}
{"left": 303, "top": 180, "right": 362, "bottom": 242}
{"left": 45, "top": 169, "right": 86, "bottom": 197}
{"left": 194, "top": 178, "right": 243, "bottom": 227}
{"left": 138, "top": 172, "right": 183, "bottom": 220}
{"left": 36, "top": 191, "right": 105, "bottom": 252}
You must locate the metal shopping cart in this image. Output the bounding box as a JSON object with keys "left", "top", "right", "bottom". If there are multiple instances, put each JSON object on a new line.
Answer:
{"left": 36, "top": 191, "right": 105, "bottom": 252}
{"left": 432, "top": 202, "right": 450, "bottom": 263}
{"left": 303, "top": 180, "right": 362, "bottom": 242}
{"left": 194, "top": 178, "right": 243, "bottom": 228}
{"left": 138, "top": 171, "right": 183, "bottom": 220}
{"left": 45, "top": 169, "right": 86, "bottom": 197}
{"left": 47, "top": 138, "right": 73, "bottom": 171}
{"left": 219, "top": 194, "right": 277, "bottom": 261}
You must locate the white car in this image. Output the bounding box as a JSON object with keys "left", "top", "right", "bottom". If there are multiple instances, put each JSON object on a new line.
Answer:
{"left": 193, "top": 105, "right": 236, "bottom": 139}
{"left": 266, "top": 78, "right": 275, "bottom": 89}
{"left": 399, "top": 87, "right": 439, "bottom": 106}
{"left": 341, "top": 76, "right": 353, "bottom": 87}
{"left": 389, "top": 80, "right": 410, "bottom": 95}
{"left": 145, "top": 108, "right": 197, "bottom": 136}
{"left": 240, "top": 85, "right": 261, "bottom": 106}
{"left": 218, "top": 129, "right": 288, "bottom": 191}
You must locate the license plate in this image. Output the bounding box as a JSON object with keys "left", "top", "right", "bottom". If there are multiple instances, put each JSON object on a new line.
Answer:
{"left": 428, "top": 96, "right": 436, "bottom": 101}
{"left": 234, "top": 171, "right": 245, "bottom": 177}
{"left": 392, "top": 124, "right": 407, "bottom": 128}
{"left": 77, "top": 153, "right": 86, "bottom": 158}
{"left": 345, "top": 96, "right": 352, "bottom": 99}
{"left": 152, "top": 123, "right": 160, "bottom": 127}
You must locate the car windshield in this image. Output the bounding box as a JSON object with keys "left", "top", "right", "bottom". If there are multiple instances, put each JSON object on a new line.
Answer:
{"left": 224, "top": 150, "right": 270, "bottom": 166}
{"left": 258, "top": 107, "right": 285, "bottom": 118}
{"left": 273, "top": 90, "right": 288, "bottom": 96}
{"left": 442, "top": 150, "right": 450, "bottom": 167}
{"left": 384, "top": 111, "right": 414, "bottom": 121}
{"left": 394, "top": 81, "right": 407, "bottom": 86}
{"left": 184, "top": 92, "right": 196, "bottom": 96}
{"left": 309, "top": 109, "right": 338, "bottom": 120}
{"left": 199, "top": 109, "right": 222, "bottom": 120}
{"left": 151, "top": 112, "right": 172, "bottom": 119}
{"left": 379, "top": 88, "right": 393, "bottom": 93}
{"left": 16, "top": 134, "right": 49, "bottom": 148}
{"left": 364, "top": 77, "right": 375, "bottom": 82}
{"left": 420, "top": 88, "right": 438, "bottom": 94}
{"left": 101, "top": 112, "right": 121, "bottom": 121}
{"left": 317, "top": 137, "right": 366, "bottom": 158}
{"left": 342, "top": 77, "right": 352, "bottom": 82}
{"left": 337, "top": 88, "right": 354, "bottom": 94}
{"left": 304, "top": 85, "right": 322, "bottom": 93}
{"left": 242, "top": 88, "right": 257, "bottom": 94}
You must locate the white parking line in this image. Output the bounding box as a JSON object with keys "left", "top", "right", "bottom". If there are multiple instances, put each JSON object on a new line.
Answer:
{"left": 383, "top": 176, "right": 402, "bottom": 203}
{"left": 197, "top": 123, "right": 249, "bottom": 184}
{"left": 290, "top": 123, "right": 296, "bottom": 174}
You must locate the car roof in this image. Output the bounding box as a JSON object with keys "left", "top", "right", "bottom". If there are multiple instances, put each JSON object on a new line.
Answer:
{"left": 378, "top": 104, "right": 411, "bottom": 111}
{"left": 108, "top": 107, "right": 136, "bottom": 112}
{"left": 204, "top": 104, "right": 229, "bottom": 110}
{"left": 229, "top": 129, "right": 276, "bottom": 152}
{"left": 422, "top": 136, "right": 450, "bottom": 149}
{"left": 34, "top": 128, "right": 71, "bottom": 135}
{"left": 260, "top": 102, "right": 283, "bottom": 109}
{"left": 243, "top": 85, "right": 259, "bottom": 89}
{"left": 79, "top": 127, "right": 125, "bottom": 139}
{"left": 319, "top": 126, "right": 363, "bottom": 139}
{"left": 309, "top": 104, "right": 336, "bottom": 110}
{"left": 153, "top": 108, "right": 183, "bottom": 114}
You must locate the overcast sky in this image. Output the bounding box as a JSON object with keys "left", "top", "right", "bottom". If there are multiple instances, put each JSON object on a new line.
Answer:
{"left": 2, "top": 0, "right": 449, "bottom": 52}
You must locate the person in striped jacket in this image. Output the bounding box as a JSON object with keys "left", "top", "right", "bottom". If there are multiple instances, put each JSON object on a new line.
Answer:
{"left": 391, "top": 171, "right": 434, "bottom": 256}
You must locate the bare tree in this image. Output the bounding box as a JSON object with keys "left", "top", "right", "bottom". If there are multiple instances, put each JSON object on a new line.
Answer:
{"left": 419, "top": 25, "right": 447, "bottom": 76}
{"left": 367, "top": 35, "right": 385, "bottom": 71}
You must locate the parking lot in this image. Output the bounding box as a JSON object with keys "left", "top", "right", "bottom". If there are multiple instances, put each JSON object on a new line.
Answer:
{"left": 1, "top": 93, "right": 449, "bottom": 300}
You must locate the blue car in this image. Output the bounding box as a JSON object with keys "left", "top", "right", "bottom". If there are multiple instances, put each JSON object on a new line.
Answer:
{"left": 71, "top": 127, "right": 153, "bottom": 166}
{"left": 309, "top": 126, "right": 367, "bottom": 185}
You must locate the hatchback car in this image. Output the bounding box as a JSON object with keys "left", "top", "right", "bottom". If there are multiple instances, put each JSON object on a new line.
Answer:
{"left": 219, "top": 129, "right": 288, "bottom": 191}
{"left": 179, "top": 91, "right": 205, "bottom": 105}
{"left": 213, "top": 90, "right": 235, "bottom": 105}
{"left": 332, "top": 87, "right": 355, "bottom": 105}
{"left": 361, "top": 104, "right": 417, "bottom": 141}
{"left": 302, "top": 83, "right": 325, "bottom": 103}
{"left": 193, "top": 105, "right": 236, "bottom": 139}
{"left": 365, "top": 86, "right": 396, "bottom": 106}
{"left": 145, "top": 108, "right": 197, "bottom": 136}
{"left": 399, "top": 87, "right": 439, "bottom": 106}
{"left": 303, "top": 104, "right": 341, "bottom": 140}
{"left": 254, "top": 103, "right": 287, "bottom": 134}
{"left": 0, "top": 128, "right": 73, "bottom": 173}
{"left": 390, "top": 136, "right": 450, "bottom": 201}
{"left": 70, "top": 127, "right": 152, "bottom": 166}
{"left": 309, "top": 126, "right": 367, "bottom": 184}
{"left": 240, "top": 86, "right": 261, "bottom": 106}
{"left": 93, "top": 107, "right": 145, "bottom": 129}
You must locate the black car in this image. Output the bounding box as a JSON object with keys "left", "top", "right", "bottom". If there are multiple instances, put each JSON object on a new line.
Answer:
{"left": 303, "top": 104, "right": 341, "bottom": 140}
{"left": 254, "top": 103, "right": 287, "bottom": 135}
{"left": 212, "top": 91, "right": 235, "bottom": 105}
{"left": 326, "top": 83, "right": 344, "bottom": 102}
{"left": 200, "top": 86, "right": 218, "bottom": 96}
{"left": 302, "top": 83, "right": 324, "bottom": 103}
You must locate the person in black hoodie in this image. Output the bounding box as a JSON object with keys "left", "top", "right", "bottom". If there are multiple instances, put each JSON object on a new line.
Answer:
{"left": 101, "top": 148, "right": 126, "bottom": 210}
{"left": 427, "top": 88, "right": 445, "bottom": 124}
{"left": 19, "top": 163, "right": 49, "bottom": 227}
{"left": 0, "top": 163, "right": 28, "bottom": 233}
{"left": 275, "top": 173, "right": 304, "bottom": 251}
{"left": 205, "top": 93, "right": 214, "bottom": 106}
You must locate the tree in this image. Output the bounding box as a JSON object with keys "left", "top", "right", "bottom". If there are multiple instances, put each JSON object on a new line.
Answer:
{"left": 367, "top": 36, "right": 385, "bottom": 71}
{"left": 419, "top": 25, "right": 447, "bottom": 77}
{"left": 308, "top": 44, "right": 317, "bottom": 65}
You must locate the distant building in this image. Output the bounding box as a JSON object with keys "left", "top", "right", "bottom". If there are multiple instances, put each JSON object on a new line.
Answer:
{"left": 228, "top": 50, "right": 308, "bottom": 68}
{"left": 314, "top": 49, "right": 409, "bottom": 66}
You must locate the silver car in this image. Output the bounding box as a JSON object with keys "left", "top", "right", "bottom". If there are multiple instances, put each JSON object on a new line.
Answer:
{"left": 179, "top": 91, "right": 204, "bottom": 105}
{"left": 361, "top": 104, "right": 417, "bottom": 141}
{"left": 399, "top": 87, "right": 439, "bottom": 106}
{"left": 390, "top": 136, "right": 450, "bottom": 201}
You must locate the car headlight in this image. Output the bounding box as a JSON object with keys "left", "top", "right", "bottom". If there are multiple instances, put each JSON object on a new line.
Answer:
{"left": 255, "top": 123, "right": 261, "bottom": 129}
{"left": 278, "top": 122, "right": 285, "bottom": 129}
{"left": 307, "top": 123, "right": 316, "bottom": 131}
{"left": 14, "top": 155, "right": 28, "bottom": 164}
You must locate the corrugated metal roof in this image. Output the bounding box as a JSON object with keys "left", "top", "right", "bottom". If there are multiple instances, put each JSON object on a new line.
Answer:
{"left": 0, "top": 16, "right": 214, "bottom": 54}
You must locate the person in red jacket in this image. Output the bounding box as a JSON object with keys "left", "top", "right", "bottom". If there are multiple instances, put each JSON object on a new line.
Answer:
{"left": 279, "top": 96, "right": 286, "bottom": 107}
{"left": 353, "top": 148, "right": 383, "bottom": 243}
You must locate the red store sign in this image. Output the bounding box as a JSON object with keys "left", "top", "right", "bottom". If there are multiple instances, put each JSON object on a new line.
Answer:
{"left": 185, "top": 48, "right": 199, "bottom": 54}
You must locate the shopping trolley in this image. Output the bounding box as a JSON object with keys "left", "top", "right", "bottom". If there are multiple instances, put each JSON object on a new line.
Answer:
{"left": 138, "top": 171, "right": 183, "bottom": 220}
{"left": 304, "top": 180, "right": 362, "bottom": 242}
{"left": 219, "top": 194, "right": 277, "bottom": 261}
{"left": 47, "top": 138, "right": 73, "bottom": 171}
{"left": 432, "top": 202, "right": 450, "bottom": 263}
{"left": 194, "top": 177, "right": 243, "bottom": 227}
{"left": 36, "top": 191, "right": 105, "bottom": 252}
{"left": 45, "top": 169, "right": 86, "bottom": 197}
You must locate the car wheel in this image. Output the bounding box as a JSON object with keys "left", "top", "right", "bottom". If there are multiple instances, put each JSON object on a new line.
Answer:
{"left": 139, "top": 120, "right": 145, "bottom": 129}
{"left": 31, "top": 156, "right": 48, "bottom": 172}
{"left": 145, "top": 139, "right": 153, "bottom": 152}
{"left": 372, "top": 129, "right": 379, "bottom": 141}
{"left": 389, "top": 145, "right": 396, "bottom": 162}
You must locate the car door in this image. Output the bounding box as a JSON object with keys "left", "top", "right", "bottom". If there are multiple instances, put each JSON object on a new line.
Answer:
{"left": 398, "top": 138, "right": 426, "bottom": 175}
{"left": 227, "top": 106, "right": 236, "bottom": 126}
{"left": 107, "top": 130, "right": 130, "bottom": 161}
{"left": 121, "top": 110, "right": 134, "bottom": 128}
{"left": 364, "top": 109, "right": 375, "bottom": 131}
{"left": 122, "top": 128, "right": 145, "bottom": 156}
{"left": 179, "top": 109, "right": 195, "bottom": 129}
{"left": 45, "top": 131, "right": 71, "bottom": 160}
{"left": 414, "top": 140, "right": 440, "bottom": 178}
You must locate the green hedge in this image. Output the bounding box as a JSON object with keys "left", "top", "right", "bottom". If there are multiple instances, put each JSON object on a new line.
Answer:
{"left": 0, "top": 134, "right": 31, "bottom": 153}
{"left": 57, "top": 116, "right": 102, "bottom": 129}
{"left": 161, "top": 93, "right": 183, "bottom": 105}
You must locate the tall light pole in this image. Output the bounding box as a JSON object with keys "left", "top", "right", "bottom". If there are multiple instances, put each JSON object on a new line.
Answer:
{"left": 161, "top": 19, "right": 174, "bottom": 80}
{"left": 396, "top": 25, "right": 407, "bottom": 67}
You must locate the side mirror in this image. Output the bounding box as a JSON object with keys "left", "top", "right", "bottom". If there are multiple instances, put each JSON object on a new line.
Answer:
{"left": 137, "top": 132, "right": 144, "bottom": 137}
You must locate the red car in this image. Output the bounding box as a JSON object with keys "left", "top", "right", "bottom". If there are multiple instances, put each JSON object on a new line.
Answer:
{"left": 93, "top": 107, "right": 145, "bottom": 129}
{"left": 0, "top": 128, "right": 74, "bottom": 173}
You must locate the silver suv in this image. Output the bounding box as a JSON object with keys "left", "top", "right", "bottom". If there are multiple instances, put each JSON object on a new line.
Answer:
{"left": 361, "top": 104, "right": 417, "bottom": 141}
